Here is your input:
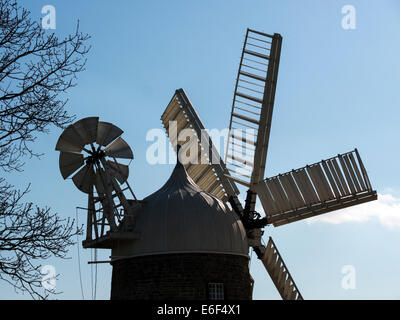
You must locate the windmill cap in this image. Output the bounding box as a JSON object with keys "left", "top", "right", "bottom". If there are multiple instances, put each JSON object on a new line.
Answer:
{"left": 111, "top": 161, "right": 249, "bottom": 259}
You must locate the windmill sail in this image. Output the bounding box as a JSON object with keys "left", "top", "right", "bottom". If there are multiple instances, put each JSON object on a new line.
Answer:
{"left": 161, "top": 89, "right": 241, "bottom": 205}
{"left": 96, "top": 121, "right": 123, "bottom": 147}
{"left": 255, "top": 149, "right": 377, "bottom": 227}
{"left": 262, "top": 237, "right": 303, "bottom": 300}
{"left": 104, "top": 137, "right": 134, "bottom": 159}
{"left": 59, "top": 151, "right": 84, "bottom": 179}
{"left": 226, "top": 29, "right": 282, "bottom": 189}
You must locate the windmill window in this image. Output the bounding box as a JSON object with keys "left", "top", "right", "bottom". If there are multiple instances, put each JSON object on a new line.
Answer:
{"left": 208, "top": 283, "right": 224, "bottom": 300}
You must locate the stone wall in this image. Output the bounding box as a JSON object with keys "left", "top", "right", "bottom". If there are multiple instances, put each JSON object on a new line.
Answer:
{"left": 111, "top": 253, "right": 253, "bottom": 300}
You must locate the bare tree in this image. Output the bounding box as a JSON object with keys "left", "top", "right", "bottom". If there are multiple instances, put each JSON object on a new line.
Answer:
{"left": 0, "top": 179, "right": 79, "bottom": 299}
{"left": 0, "top": 0, "right": 90, "bottom": 298}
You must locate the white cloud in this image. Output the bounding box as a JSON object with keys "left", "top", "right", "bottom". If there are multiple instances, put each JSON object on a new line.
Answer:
{"left": 306, "top": 193, "right": 400, "bottom": 229}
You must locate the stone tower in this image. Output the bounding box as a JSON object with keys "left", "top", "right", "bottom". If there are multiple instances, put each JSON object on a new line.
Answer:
{"left": 110, "top": 160, "right": 252, "bottom": 300}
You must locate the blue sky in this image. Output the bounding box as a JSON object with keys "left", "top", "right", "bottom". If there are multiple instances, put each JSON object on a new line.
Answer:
{"left": 1, "top": 0, "right": 399, "bottom": 299}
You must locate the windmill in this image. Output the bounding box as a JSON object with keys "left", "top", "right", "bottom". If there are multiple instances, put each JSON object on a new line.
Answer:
{"left": 55, "top": 117, "right": 140, "bottom": 248}
{"left": 56, "top": 28, "right": 377, "bottom": 300}
{"left": 160, "top": 29, "right": 377, "bottom": 300}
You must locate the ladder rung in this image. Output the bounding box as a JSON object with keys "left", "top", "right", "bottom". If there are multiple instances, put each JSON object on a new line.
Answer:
{"left": 234, "top": 105, "right": 260, "bottom": 116}
{"left": 238, "top": 84, "right": 264, "bottom": 95}
{"left": 236, "top": 91, "right": 263, "bottom": 104}
{"left": 242, "top": 63, "right": 267, "bottom": 73}
{"left": 111, "top": 188, "right": 128, "bottom": 198}
{"left": 227, "top": 161, "right": 253, "bottom": 172}
{"left": 227, "top": 153, "right": 254, "bottom": 166}
{"left": 239, "top": 70, "right": 266, "bottom": 82}
{"left": 239, "top": 77, "right": 265, "bottom": 88}
{"left": 244, "top": 49, "right": 269, "bottom": 60}
{"left": 247, "top": 42, "right": 269, "bottom": 51}
{"left": 248, "top": 28, "right": 274, "bottom": 39}
{"left": 228, "top": 139, "right": 256, "bottom": 151}
{"left": 247, "top": 35, "right": 271, "bottom": 44}
{"left": 232, "top": 119, "right": 258, "bottom": 131}
{"left": 232, "top": 112, "right": 260, "bottom": 125}
{"left": 230, "top": 133, "right": 256, "bottom": 146}
{"left": 243, "top": 57, "right": 269, "bottom": 68}
{"left": 231, "top": 126, "right": 257, "bottom": 137}
{"left": 235, "top": 99, "right": 261, "bottom": 110}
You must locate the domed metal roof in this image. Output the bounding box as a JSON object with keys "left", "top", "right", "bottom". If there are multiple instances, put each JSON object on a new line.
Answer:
{"left": 111, "top": 161, "right": 249, "bottom": 259}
